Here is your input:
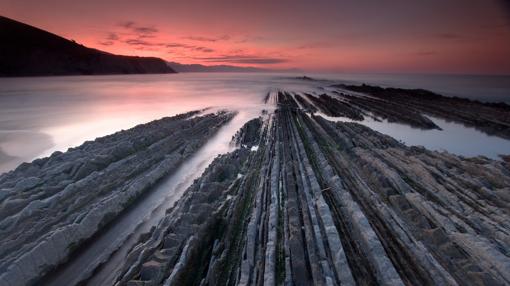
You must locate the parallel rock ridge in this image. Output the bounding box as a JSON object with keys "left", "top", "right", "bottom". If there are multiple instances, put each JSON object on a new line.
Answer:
{"left": 281, "top": 81, "right": 510, "bottom": 138}
{"left": 336, "top": 84, "right": 510, "bottom": 138}
{"left": 115, "top": 95, "right": 510, "bottom": 285}
{"left": 0, "top": 111, "right": 234, "bottom": 286}
{"left": 1, "top": 83, "right": 509, "bottom": 286}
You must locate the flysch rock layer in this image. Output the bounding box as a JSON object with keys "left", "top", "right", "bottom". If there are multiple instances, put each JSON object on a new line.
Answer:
{"left": 114, "top": 95, "right": 510, "bottom": 286}
{"left": 336, "top": 84, "right": 510, "bottom": 138}
{"left": 0, "top": 110, "right": 235, "bottom": 286}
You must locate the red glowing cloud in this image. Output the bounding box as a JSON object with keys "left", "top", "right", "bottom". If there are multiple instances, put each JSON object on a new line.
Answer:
{"left": 1, "top": 0, "right": 510, "bottom": 74}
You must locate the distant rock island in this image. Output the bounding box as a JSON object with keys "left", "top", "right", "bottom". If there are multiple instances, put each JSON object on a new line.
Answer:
{"left": 0, "top": 16, "right": 176, "bottom": 77}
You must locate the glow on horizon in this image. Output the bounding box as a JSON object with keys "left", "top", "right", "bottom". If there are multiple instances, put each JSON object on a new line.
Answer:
{"left": 1, "top": 0, "right": 510, "bottom": 74}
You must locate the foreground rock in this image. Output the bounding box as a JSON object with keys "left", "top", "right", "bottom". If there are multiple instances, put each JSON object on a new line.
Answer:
{"left": 0, "top": 111, "right": 234, "bottom": 286}
{"left": 115, "top": 99, "right": 510, "bottom": 285}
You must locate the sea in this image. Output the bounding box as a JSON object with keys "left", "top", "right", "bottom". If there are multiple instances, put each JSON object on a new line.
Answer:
{"left": 0, "top": 72, "right": 509, "bottom": 175}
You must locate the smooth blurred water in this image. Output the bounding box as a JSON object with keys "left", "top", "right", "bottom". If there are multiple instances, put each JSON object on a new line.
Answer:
{"left": 316, "top": 72, "right": 510, "bottom": 103}
{"left": 319, "top": 113, "right": 510, "bottom": 159}
{"left": 43, "top": 109, "right": 265, "bottom": 286}
{"left": 0, "top": 73, "right": 298, "bottom": 173}
{"left": 0, "top": 72, "right": 509, "bottom": 174}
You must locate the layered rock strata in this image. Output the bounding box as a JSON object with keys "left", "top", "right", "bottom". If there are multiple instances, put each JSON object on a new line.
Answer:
{"left": 115, "top": 99, "right": 510, "bottom": 285}
{"left": 2, "top": 83, "right": 509, "bottom": 286}
{"left": 0, "top": 111, "right": 234, "bottom": 286}
{"left": 337, "top": 84, "right": 510, "bottom": 138}
{"left": 277, "top": 90, "right": 439, "bottom": 130}
{"left": 303, "top": 93, "right": 364, "bottom": 121}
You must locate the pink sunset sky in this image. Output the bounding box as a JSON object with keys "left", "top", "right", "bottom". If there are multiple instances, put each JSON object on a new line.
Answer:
{"left": 1, "top": 0, "right": 510, "bottom": 74}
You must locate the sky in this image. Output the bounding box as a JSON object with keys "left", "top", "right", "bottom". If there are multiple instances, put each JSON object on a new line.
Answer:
{"left": 1, "top": 0, "right": 510, "bottom": 74}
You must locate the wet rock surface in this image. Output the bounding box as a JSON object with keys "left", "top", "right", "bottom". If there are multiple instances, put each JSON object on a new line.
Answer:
{"left": 115, "top": 96, "right": 510, "bottom": 286}
{"left": 279, "top": 89, "right": 440, "bottom": 130}
{"left": 0, "top": 111, "right": 234, "bottom": 286}
{"left": 337, "top": 84, "right": 510, "bottom": 138}
{"left": 2, "top": 83, "right": 510, "bottom": 286}
{"left": 231, "top": 118, "right": 263, "bottom": 148}
{"left": 304, "top": 93, "right": 365, "bottom": 121}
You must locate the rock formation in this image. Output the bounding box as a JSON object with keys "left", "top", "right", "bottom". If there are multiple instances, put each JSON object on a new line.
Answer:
{"left": 337, "top": 84, "right": 510, "bottom": 138}
{"left": 1, "top": 82, "right": 509, "bottom": 286}
{"left": 113, "top": 95, "right": 510, "bottom": 286}
{"left": 0, "top": 111, "right": 234, "bottom": 286}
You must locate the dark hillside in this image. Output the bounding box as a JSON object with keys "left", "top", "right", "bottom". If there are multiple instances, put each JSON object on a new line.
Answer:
{"left": 0, "top": 16, "right": 175, "bottom": 76}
